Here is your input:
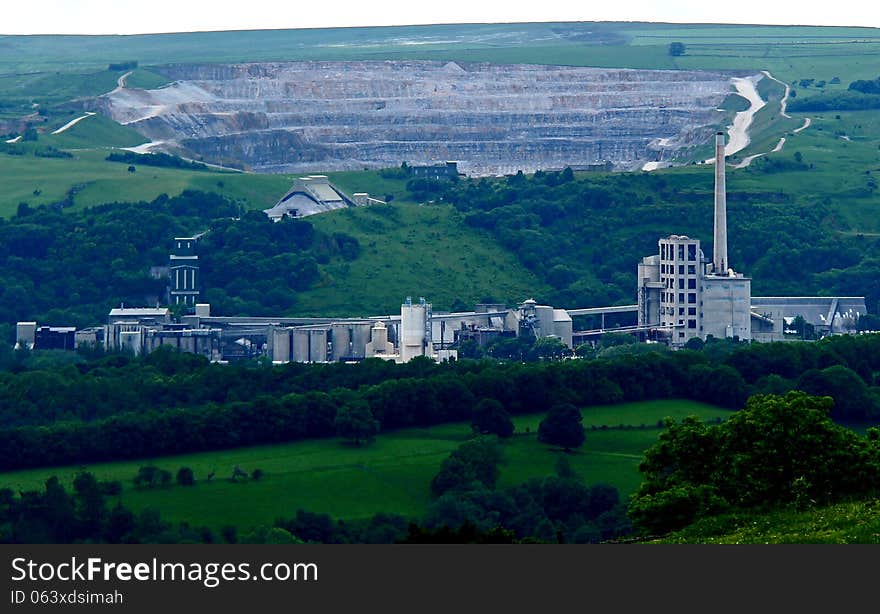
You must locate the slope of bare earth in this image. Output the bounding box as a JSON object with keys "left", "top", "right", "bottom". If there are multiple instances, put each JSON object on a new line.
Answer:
{"left": 94, "top": 61, "right": 748, "bottom": 176}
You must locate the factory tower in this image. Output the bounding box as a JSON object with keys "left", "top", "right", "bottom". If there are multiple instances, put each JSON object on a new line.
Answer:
{"left": 712, "top": 131, "right": 728, "bottom": 274}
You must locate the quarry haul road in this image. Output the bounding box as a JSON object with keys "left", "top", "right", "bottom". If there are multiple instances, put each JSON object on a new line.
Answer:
{"left": 644, "top": 72, "right": 766, "bottom": 172}
{"left": 724, "top": 75, "right": 766, "bottom": 156}
{"left": 646, "top": 70, "right": 804, "bottom": 172}
{"left": 732, "top": 70, "right": 813, "bottom": 169}
{"left": 51, "top": 112, "right": 96, "bottom": 135}
{"left": 111, "top": 71, "right": 132, "bottom": 95}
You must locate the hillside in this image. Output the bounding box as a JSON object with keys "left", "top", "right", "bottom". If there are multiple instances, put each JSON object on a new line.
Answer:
{"left": 1, "top": 21, "right": 879, "bottom": 324}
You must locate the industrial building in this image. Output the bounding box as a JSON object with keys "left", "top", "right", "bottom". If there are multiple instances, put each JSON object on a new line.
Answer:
{"left": 14, "top": 322, "right": 76, "bottom": 351}
{"left": 102, "top": 307, "right": 221, "bottom": 359}
{"left": 409, "top": 161, "right": 463, "bottom": 181}
{"left": 13, "top": 132, "right": 870, "bottom": 362}
{"left": 169, "top": 235, "right": 201, "bottom": 309}
{"left": 637, "top": 132, "right": 866, "bottom": 347}
{"left": 264, "top": 175, "right": 384, "bottom": 221}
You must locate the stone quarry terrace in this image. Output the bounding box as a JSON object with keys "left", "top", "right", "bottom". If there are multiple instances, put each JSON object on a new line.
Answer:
{"left": 96, "top": 60, "right": 746, "bottom": 176}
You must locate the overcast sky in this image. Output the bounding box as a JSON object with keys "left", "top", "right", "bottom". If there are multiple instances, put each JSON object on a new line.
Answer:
{"left": 3, "top": 0, "right": 879, "bottom": 35}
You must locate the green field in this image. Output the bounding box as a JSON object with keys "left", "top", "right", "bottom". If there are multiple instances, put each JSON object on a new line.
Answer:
{"left": 0, "top": 148, "right": 293, "bottom": 216}
{"left": 0, "top": 399, "right": 731, "bottom": 531}
{"left": 301, "top": 201, "right": 550, "bottom": 314}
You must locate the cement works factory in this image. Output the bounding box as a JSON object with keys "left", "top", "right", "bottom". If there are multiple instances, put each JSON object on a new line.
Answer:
{"left": 15, "top": 133, "right": 868, "bottom": 361}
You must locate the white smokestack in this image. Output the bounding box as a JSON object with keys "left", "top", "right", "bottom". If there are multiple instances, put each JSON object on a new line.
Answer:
{"left": 713, "top": 131, "right": 728, "bottom": 274}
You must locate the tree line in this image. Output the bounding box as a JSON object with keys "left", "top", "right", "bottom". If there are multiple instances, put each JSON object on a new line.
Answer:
{"left": 0, "top": 333, "right": 878, "bottom": 471}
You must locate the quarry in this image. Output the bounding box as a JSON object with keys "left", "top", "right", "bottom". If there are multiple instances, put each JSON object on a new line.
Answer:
{"left": 94, "top": 60, "right": 751, "bottom": 176}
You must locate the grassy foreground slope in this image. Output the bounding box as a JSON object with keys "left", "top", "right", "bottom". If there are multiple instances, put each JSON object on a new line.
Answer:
{"left": 655, "top": 501, "right": 880, "bottom": 544}
{"left": 0, "top": 400, "right": 730, "bottom": 531}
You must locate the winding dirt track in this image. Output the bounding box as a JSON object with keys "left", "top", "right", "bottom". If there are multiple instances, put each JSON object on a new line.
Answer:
{"left": 731, "top": 70, "right": 811, "bottom": 169}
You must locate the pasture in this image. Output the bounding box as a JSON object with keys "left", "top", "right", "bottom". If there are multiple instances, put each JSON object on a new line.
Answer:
{"left": 0, "top": 399, "right": 731, "bottom": 531}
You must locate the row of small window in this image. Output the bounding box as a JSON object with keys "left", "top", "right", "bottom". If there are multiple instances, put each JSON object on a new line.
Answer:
{"left": 662, "top": 292, "right": 697, "bottom": 304}
{"left": 663, "top": 307, "right": 698, "bottom": 316}
{"left": 660, "top": 264, "right": 697, "bottom": 275}
{"left": 662, "top": 320, "right": 698, "bottom": 329}
{"left": 660, "top": 243, "right": 698, "bottom": 262}
{"left": 662, "top": 277, "right": 697, "bottom": 290}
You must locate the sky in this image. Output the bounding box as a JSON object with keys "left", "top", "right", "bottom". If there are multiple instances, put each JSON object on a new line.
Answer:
{"left": 3, "top": 0, "right": 880, "bottom": 35}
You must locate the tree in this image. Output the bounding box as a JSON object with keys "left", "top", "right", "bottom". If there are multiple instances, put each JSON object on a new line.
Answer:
{"left": 683, "top": 337, "right": 705, "bottom": 351}
{"left": 431, "top": 437, "right": 504, "bottom": 496}
{"left": 334, "top": 401, "right": 380, "bottom": 446}
{"left": 133, "top": 466, "right": 171, "bottom": 489}
{"left": 574, "top": 343, "right": 595, "bottom": 358}
{"left": 797, "top": 365, "right": 879, "bottom": 420}
{"left": 629, "top": 391, "right": 880, "bottom": 534}
{"left": 528, "top": 336, "right": 571, "bottom": 361}
{"left": 133, "top": 466, "right": 159, "bottom": 489}
{"left": 538, "top": 403, "right": 585, "bottom": 452}
{"left": 176, "top": 467, "right": 195, "bottom": 486}
{"left": 668, "top": 42, "right": 686, "bottom": 57}
{"left": 471, "top": 398, "right": 514, "bottom": 438}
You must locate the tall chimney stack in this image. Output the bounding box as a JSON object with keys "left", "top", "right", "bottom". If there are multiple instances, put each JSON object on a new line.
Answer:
{"left": 712, "top": 131, "right": 728, "bottom": 274}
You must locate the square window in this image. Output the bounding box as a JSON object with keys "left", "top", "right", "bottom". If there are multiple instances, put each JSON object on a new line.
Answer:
{"left": 688, "top": 308, "right": 696, "bottom": 316}
{"left": 688, "top": 279, "right": 696, "bottom": 289}
{"left": 688, "top": 293, "right": 696, "bottom": 304}
{"left": 688, "top": 265, "right": 696, "bottom": 275}
{"left": 688, "top": 320, "right": 697, "bottom": 329}
{"left": 679, "top": 308, "right": 685, "bottom": 315}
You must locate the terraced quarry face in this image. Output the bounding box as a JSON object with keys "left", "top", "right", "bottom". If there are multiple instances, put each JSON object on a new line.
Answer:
{"left": 97, "top": 61, "right": 744, "bottom": 175}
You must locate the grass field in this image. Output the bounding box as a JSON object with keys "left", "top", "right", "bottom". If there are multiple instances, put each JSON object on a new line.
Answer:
{"left": 43, "top": 113, "right": 148, "bottom": 149}
{"left": 122, "top": 69, "right": 172, "bottom": 90}
{"left": 0, "top": 148, "right": 290, "bottom": 216}
{"left": 0, "top": 399, "right": 731, "bottom": 531}
{"left": 302, "top": 201, "right": 551, "bottom": 314}
{"left": 658, "top": 500, "right": 880, "bottom": 544}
